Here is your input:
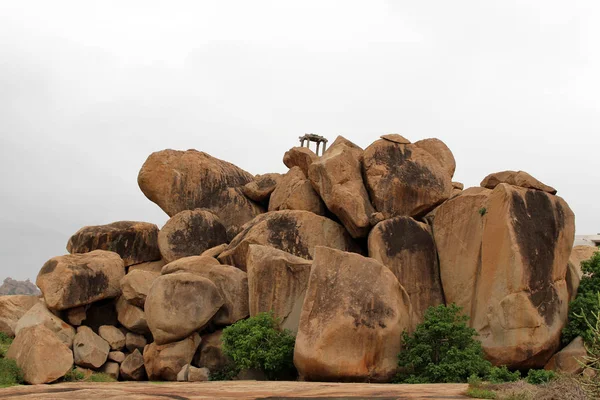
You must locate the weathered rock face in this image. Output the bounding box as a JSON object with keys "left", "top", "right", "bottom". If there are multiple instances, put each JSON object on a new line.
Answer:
{"left": 544, "top": 336, "right": 587, "bottom": 375}
{"left": 108, "top": 351, "right": 125, "bottom": 363}
{"left": 308, "top": 136, "right": 374, "bottom": 238}
{"left": 0, "top": 295, "right": 39, "bottom": 337}
{"left": 126, "top": 332, "right": 147, "bottom": 353}
{"left": 160, "top": 255, "right": 220, "bottom": 275}
{"left": 145, "top": 273, "right": 224, "bottom": 344}
{"left": 414, "top": 138, "right": 456, "bottom": 178}
{"left": 218, "top": 210, "right": 360, "bottom": 271}
{"left": 193, "top": 330, "right": 230, "bottom": 371}
{"left": 120, "top": 349, "right": 146, "bottom": 381}
{"left": 6, "top": 324, "right": 73, "bottom": 384}
{"left": 138, "top": 149, "right": 263, "bottom": 240}
{"left": 15, "top": 301, "right": 75, "bottom": 348}
{"left": 128, "top": 259, "right": 166, "bottom": 274}
{"left": 294, "top": 247, "right": 412, "bottom": 382}
{"left": 73, "top": 326, "right": 110, "bottom": 369}
{"left": 269, "top": 167, "right": 325, "bottom": 216}
{"left": 66, "top": 221, "right": 160, "bottom": 267}
{"left": 36, "top": 250, "right": 125, "bottom": 310}
{"left": 363, "top": 138, "right": 453, "bottom": 218}
{"left": 246, "top": 245, "right": 312, "bottom": 333}
{"left": 98, "top": 325, "right": 126, "bottom": 350}
{"left": 433, "top": 183, "right": 575, "bottom": 368}
{"left": 567, "top": 245, "right": 598, "bottom": 301}
{"left": 66, "top": 306, "right": 87, "bottom": 326}
{"left": 201, "top": 244, "right": 228, "bottom": 258}
{"left": 481, "top": 170, "right": 557, "bottom": 195}
{"left": 283, "top": 147, "right": 319, "bottom": 176}
{"left": 143, "top": 333, "right": 201, "bottom": 381}
{"left": 101, "top": 361, "right": 120, "bottom": 380}
{"left": 158, "top": 209, "right": 229, "bottom": 263}
{"left": 116, "top": 296, "right": 149, "bottom": 335}
{"left": 241, "top": 173, "right": 282, "bottom": 203}
{"left": 120, "top": 269, "right": 159, "bottom": 308}
{"left": 368, "top": 216, "right": 444, "bottom": 327}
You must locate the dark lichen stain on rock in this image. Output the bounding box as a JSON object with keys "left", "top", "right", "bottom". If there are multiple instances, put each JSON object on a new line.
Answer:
{"left": 347, "top": 296, "right": 395, "bottom": 330}
{"left": 168, "top": 212, "right": 228, "bottom": 257}
{"left": 266, "top": 214, "right": 310, "bottom": 259}
{"left": 378, "top": 216, "right": 435, "bottom": 260}
{"left": 39, "top": 259, "right": 58, "bottom": 275}
{"left": 66, "top": 264, "right": 110, "bottom": 307}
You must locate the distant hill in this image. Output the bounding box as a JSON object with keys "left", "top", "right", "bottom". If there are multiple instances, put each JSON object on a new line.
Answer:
{"left": 0, "top": 277, "right": 41, "bottom": 296}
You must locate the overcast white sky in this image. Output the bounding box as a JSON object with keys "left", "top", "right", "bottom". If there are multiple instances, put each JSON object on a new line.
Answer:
{"left": 1, "top": 1, "right": 599, "bottom": 281}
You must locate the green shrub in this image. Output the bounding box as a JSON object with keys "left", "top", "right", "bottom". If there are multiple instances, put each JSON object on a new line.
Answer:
{"left": 396, "top": 304, "right": 492, "bottom": 383}
{"left": 487, "top": 366, "right": 520, "bottom": 383}
{"left": 209, "top": 363, "right": 240, "bottom": 381}
{"left": 466, "top": 387, "right": 496, "bottom": 399}
{"left": 0, "top": 332, "right": 13, "bottom": 358}
{"left": 63, "top": 367, "right": 85, "bottom": 382}
{"left": 87, "top": 372, "right": 116, "bottom": 382}
{"left": 0, "top": 358, "right": 24, "bottom": 387}
{"left": 563, "top": 251, "right": 600, "bottom": 344}
{"left": 221, "top": 312, "right": 296, "bottom": 380}
{"left": 525, "top": 369, "right": 556, "bottom": 385}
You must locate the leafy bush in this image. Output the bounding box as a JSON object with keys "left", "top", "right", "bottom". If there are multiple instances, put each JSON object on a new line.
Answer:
{"left": 525, "top": 369, "right": 556, "bottom": 385}
{"left": 0, "top": 332, "right": 12, "bottom": 358}
{"left": 221, "top": 312, "right": 296, "bottom": 380}
{"left": 396, "top": 303, "right": 492, "bottom": 383}
{"left": 87, "top": 372, "right": 116, "bottom": 382}
{"left": 466, "top": 386, "right": 496, "bottom": 399}
{"left": 0, "top": 358, "right": 24, "bottom": 387}
{"left": 563, "top": 251, "right": 600, "bottom": 344}
{"left": 63, "top": 367, "right": 85, "bottom": 382}
{"left": 487, "top": 366, "right": 520, "bottom": 384}
{"left": 209, "top": 363, "right": 240, "bottom": 381}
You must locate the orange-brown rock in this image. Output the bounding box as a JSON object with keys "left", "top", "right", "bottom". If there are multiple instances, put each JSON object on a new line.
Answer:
{"left": 108, "top": 351, "right": 125, "bottom": 363}
{"left": 116, "top": 296, "right": 149, "bottom": 335}
{"left": 193, "top": 330, "right": 230, "bottom": 371}
{"left": 120, "top": 349, "right": 146, "bottom": 381}
{"left": 380, "top": 134, "right": 410, "bottom": 144}
{"left": 567, "top": 245, "right": 598, "bottom": 301}
{"left": 269, "top": 167, "right": 325, "bottom": 215}
{"left": 414, "top": 138, "right": 456, "bottom": 178}
{"left": 36, "top": 250, "right": 125, "bottom": 310}
{"left": 481, "top": 170, "right": 557, "bottom": 194}
{"left": 98, "top": 325, "right": 126, "bottom": 350}
{"left": 201, "top": 244, "right": 228, "bottom": 258}
{"left": 241, "top": 173, "right": 282, "bottom": 203}
{"left": 158, "top": 209, "right": 228, "bottom": 263}
{"left": 128, "top": 259, "right": 166, "bottom": 274}
{"left": 363, "top": 138, "right": 452, "bottom": 218}
{"left": 120, "top": 269, "right": 159, "bottom": 308}
{"left": 218, "top": 210, "right": 360, "bottom": 271}
{"left": 544, "top": 336, "right": 587, "bottom": 375}
{"left": 283, "top": 147, "right": 319, "bottom": 176}
{"left": 73, "top": 326, "right": 110, "bottom": 369}
{"left": 294, "top": 246, "right": 412, "bottom": 382}
{"left": 161, "top": 255, "right": 220, "bottom": 275}
{"left": 308, "top": 136, "right": 374, "bottom": 238}
{"left": 100, "top": 361, "right": 120, "bottom": 380}
{"left": 433, "top": 183, "right": 575, "bottom": 368}
{"left": 15, "top": 301, "right": 75, "bottom": 348}
{"left": 145, "top": 273, "right": 224, "bottom": 344}
{"left": 6, "top": 324, "right": 73, "bottom": 384}
{"left": 66, "top": 306, "right": 87, "bottom": 326}
{"left": 0, "top": 295, "right": 39, "bottom": 337}
{"left": 246, "top": 245, "right": 312, "bottom": 333}
{"left": 126, "top": 332, "right": 147, "bottom": 353}
{"left": 143, "top": 332, "right": 201, "bottom": 381}
{"left": 368, "top": 216, "right": 444, "bottom": 327}
{"left": 66, "top": 221, "right": 160, "bottom": 267}
{"left": 138, "top": 149, "right": 263, "bottom": 240}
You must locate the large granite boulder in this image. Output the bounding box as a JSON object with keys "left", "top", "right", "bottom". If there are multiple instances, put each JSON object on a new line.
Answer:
{"left": 158, "top": 209, "right": 228, "bottom": 263}
{"left": 66, "top": 221, "right": 160, "bottom": 267}
{"left": 269, "top": 167, "right": 325, "bottom": 215}
{"left": 0, "top": 295, "right": 39, "bottom": 337}
{"left": 73, "top": 326, "right": 110, "bottom": 369}
{"left": 246, "top": 245, "right": 312, "bottom": 333}
{"left": 414, "top": 138, "right": 456, "bottom": 178}
{"left": 193, "top": 330, "right": 230, "bottom": 371}
{"left": 143, "top": 333, "right": 201, "bottom": 381}
{"left": 120, "top": 269, "right": 159, "bottom": 308}
{"left": 218, "top": 210, "right": 359, "bottom": 271}
{"left": 145, "top": 273, "right": 224, "bottom": 344}
{"left": 368, "top": 216, "right": 444, "bottom": 327}
{"left": 294, "top": 246, "right": 412, "bottom": 382}
{"left": 362, "top": 138, "right": 452, "bottom": 218}
{"left": 120, "top": 349, "right": 147, "bottom": 381}
{"left": 241, "top": 173, "right": 281, "bottom": 203}
{"left": 138, "top": 149, "right": 263, "bottom": 240}
{"left": 36, "top": 250, "right": 125, "bottom": 310}
{"left": 15, "top": 301, "right": 75, "bottom": 348}
{"left": 6, "top": 324, "right": 73, "bottom": 384}
{"left": 308, "top": 136, "right": 374, "bottom": 238}
{"left": 283, "top": 147, "right": 318, "bottom": 176}
{"left": 433, "top": 183, "right": 575, "bottom": 368}
{"left": 567, "top": 245, "right": 598, "bottom": 301}
{"left": 481, "top": 170, "right": 557, "bottom": 194}
{"left": 116, "top": 296, "right": 149, "bottom": 334}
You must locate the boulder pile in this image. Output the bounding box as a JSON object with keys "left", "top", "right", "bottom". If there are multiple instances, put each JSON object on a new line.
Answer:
{"left": 1, "top": 134, "right": 589, "bottom": 384}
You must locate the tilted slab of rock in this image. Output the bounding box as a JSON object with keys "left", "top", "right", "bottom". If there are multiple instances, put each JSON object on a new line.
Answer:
{"left": 481, "top": 170, "right": 557, "bottom": 194}
{"left": 116, "top": 296, "right": 149, "bottom": 335}
{"left": 218, "top": 210, "right": 360, "bottom": 271}
{"left": 246, "top": 244, "right": 312, "bottom": 333}
{"left": 120, "top": 269, "right": 159, "bottom": 308}
{"left": 544, "top": 336, "right": 587, "bottom": 375}
{"left": 6, "top": 324, "right": 73, "bottom": 384}
{"left": 283, "top": 147, "right": 319, "bottom": 176}
{"left": 414, "top": 138, "right": 456, "bottom": 178}
{"left": 162, "top": 258, "right": 248, "bottom": 326}
{"left": 120, "top": 349, "right": 147, "bottom": 381}
{"left": 241, "top": 173, "right": 282, "bottom": 203}
{"left": 74, "top": 326, "right": 110, "bottom": 369}
{"left": 201, "top": 244, "right": 228, "bottom": 258}
{"left": 269, "top": 166, "right": 325, "bottom": 215}
{"left": 36, "top": 250, "right": 125, "bottom": 310}
{"left": 363, "top": 138, "right": 453, "bottom": 219}
{"left": 145, "top": 273, "right": 224, "bottom": 344}
{"left": 138, "top": 149, "right": 263, "bottom": 240}
{"left": 433, "top": 183, "right": 575, "bottom": 368}
{"left": 144, "top": 332, "right": 201, "bottom": 381}
{"left": 158, "top": 209, "right": 228, "bottom": 263}
{"left": 193, "top": 330, "right": 230, "bottom": 371}
{"left": 98, "top": 325, "right": 126, "bottom": 350}
{"left": 566, "top": 245, "right": 598, "bottom": 301}
{"left": 0, "top": 295, "right": 39, "bottom": 337}
{"left": 294, "top": 246, "right": 412, "bottom": 382}
{"left": 308, "top": 136, "right": 374, "bottom": 238}
{"left": 368, "top": 216, "right": 444, "bottom": 328}
{"left": 128, "top": 259, "right": 166, "bottom": 274}
{"left": 66, "top": 221, "right": 161, "bottom": 267}
{"left": 15, "top": 301, "right": 75, "bottom": 348}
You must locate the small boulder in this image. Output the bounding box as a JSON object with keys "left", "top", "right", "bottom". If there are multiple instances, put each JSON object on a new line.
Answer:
{"left": 15, "top": 301, "right": 75, "bottom": 348}
{"left": 481, "top": 170, "right": 557, "bottom": 194}
{"left": 100, "top": 361, "right": 120, "bottom": 380}
{"left": 128, "top": 259, "right": 166, "bottom": 274}
{"left": 120, "top": 269, "right": 159, "bottom": 308}
{"left": 177, "top": 363, "right": 190, "bottom": 382}
{"left": 108, "top": 351, "right": 126, "bottom": 363}
{"left": 544, "top": 336, "right": 588, "bottom": 375}
{"left": 73, "top": 326, "right": 110, "bottom": 369}
{"left": 241, "top": 173, "right": 282, "bottom": 203}
{"left": 143, "top": 333, "right": 201, "bottom": 381}
{"left": 120, "top": 349, "right": 146, "bottom": 381}
{"left": 269, "top": 167, "right": 325, "bottom": 215}
{"left": 193, "top": 330, "right": 230, "bottom": 371}
{"left": 161, "top": 255, "right": 220, "bottom": 275}
{"left": 201, "top": 244, "right": 228, "bottom": 258}
{"left": 188, "top": 366, "right": 210, "bottom": 382}
{"left": 126, "top": 332, "right": 147, "bottom": 353}
{"left": 98, "top": 325, "right": 126, "bottom": 350}
{"left": 414, "top": 138, "right": 456, "bottom": 178}
{"left": 116, "top": 296, "right": 149, "bottom": 335}
{"left": 283, "top": 147, "right": 319, "bottom": 176}
{"left": 0, "top": 295, "right": 39, "bottom": 337}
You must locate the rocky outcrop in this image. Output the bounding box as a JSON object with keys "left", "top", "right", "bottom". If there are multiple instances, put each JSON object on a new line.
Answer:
{"left": 145, "top": 273, "right": 223, "bottom": 344}
{"left": 544, "top": 336, "right": 587, "bottom": 375}
{"left": 368, "top": 216, "right": 444, "bottom": 327}
{"left": 433, "top": 182, "right": 575, "bottom": 368}
{"left": 241, "top": 173, "right": 281, "bottom": 203}
{"left": 0, "top": 278, "right": 40, "bottom": 296}
{"left": 158, "top": 209, "right": 228, "bottom": 263}
{"left": 269, "top": 167, "right": 325, "bottom": 215}
{"left": 363, "top": 138, "right": 452, "bottom": 218}
{"left": 283, "top": 147, "right": 318, "bottom": 176}
{"left": 120, "top": 269, "right": 159, "bottom": 308}
{"left": 143, "top": 333, "right": 201, "bottom": 381}
{"left": 246, "top": 245, "right": 312, "bottom": 333}
{"left": 308, "top": 136, "right": 374, "bottom": 238}
{"left": 36, "top": 250, "right": 125, "bottom": 310}
{"left": 567, "top": 245, "right": 598, "bottom": 301}
{"left": 0, "top": 295, "right": 39, "bottom": 337}
{"left": 73, "top": 326, "right": 110, "bottom": 369}
{"left": 193, "top": 330, "right": 230, "bottom": 371}
{"left": 481, "top": 170, "right": 557, "bottom": 194}
{"left": 66, "top": 221, "right": 160, "bottom": 267}
{"left": 414, "top": 138, "right": 456, "bottom": 178}
{"left": 138, "top": 149, "right": 263, "bottom": 239}
{"left": 218, "top": 210, "right": 359, "bottom": 271}
{"left": 15, "top": 301, "right": 75, "bottom": 348}
{"left": 120, "top": 349, "right": 146, "bottom": 381}
{"left": 294, "top": 247, "right": 412, "bottom": 382}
